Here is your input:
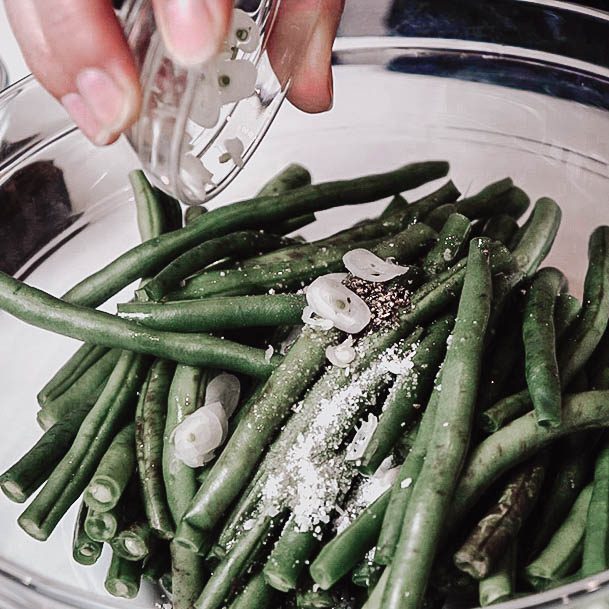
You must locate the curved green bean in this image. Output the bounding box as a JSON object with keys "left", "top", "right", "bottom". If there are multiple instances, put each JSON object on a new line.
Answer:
{"left": 72, "top": 502, "right": 103, "bottom": 566}
{"left": 481, "top": 214, "right": 519, "bottom": 245}
{"left": 422, "top": 213, "right": 471, "bottom": 275}
{"left": 256, "top": 164, "right": 312, "bottom": 197}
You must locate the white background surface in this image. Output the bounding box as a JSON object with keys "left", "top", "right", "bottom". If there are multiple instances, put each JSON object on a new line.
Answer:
{"left": 0, "top": 2, "right": 28, "bottom": 85}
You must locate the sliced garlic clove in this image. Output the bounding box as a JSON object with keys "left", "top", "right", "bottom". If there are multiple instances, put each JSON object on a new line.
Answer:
{"left": 205, "top": 401, "right": 229, "bottom": 442}
{"left": 306, "top": 275, "right": 372, "bottom": 334}
{"left": 205, "top": 373, "right": 241, "bottom": 418}
{"left": 326, "top": 335, "right": 356, "bottom": 368}
{"left": 343, "top": 248, "right": 410, "bottom": 282}
{"left": 173, "top": 407, "right": 225, "bottom": 467}
{"left": 216, "top": 59, "right": 257, "bottom": 105}
{"left": 301, "top": 305, "right": 334, "bottom": 331}
{"left": 229, "top": 9, "right": 261, "bottom": 53}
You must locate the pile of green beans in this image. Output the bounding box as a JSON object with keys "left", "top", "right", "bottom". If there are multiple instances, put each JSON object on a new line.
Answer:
{"left": 1, "top": 161, "right": 609, "bottom": 609}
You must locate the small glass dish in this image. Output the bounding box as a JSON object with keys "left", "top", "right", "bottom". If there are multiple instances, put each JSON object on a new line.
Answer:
{"left": 120, "top": 0, "right": 322, "bottom": 205}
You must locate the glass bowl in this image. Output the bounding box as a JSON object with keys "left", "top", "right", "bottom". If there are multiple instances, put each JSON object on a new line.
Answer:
{"left": 1, "top": 1, "right": 609, "bottom": 608}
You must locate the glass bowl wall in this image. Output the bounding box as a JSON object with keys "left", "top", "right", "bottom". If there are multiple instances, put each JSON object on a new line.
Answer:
{"left": 1, "top": 1, "right": 609, "bottom": 608}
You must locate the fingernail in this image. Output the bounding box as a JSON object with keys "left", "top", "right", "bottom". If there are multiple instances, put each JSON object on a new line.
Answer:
{"left": 305, "top": 22, "right": 335, "bottom": 110}
{"left": 61, "top": 92, "right": 106, "bottom": 145}
{"left": 156, "top": 0, "right": 222, "bottom": 66}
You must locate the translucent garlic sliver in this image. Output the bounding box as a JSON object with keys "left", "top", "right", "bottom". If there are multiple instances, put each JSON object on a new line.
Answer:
{"left": 326, "top": 336, "right": 356, "bottom": 368}
{"left": 306, "top": 275, "right": 371, "bottom": 334}
{"left": 180, "top": 154, "right": 214, "bottom": 204}
{"left": 173, "top": 407, "right": 224, "bottom": 468}
{"left": 216, "top": 59, "right": 257, "bottom": 104}
{"left": 301, "top": 305, "right": 334, "bottom": 331}
{"left": 206, "top": 401, "right": 229, "bottom": 442}
{"left": 343, "top": 248, "right": 410, "bottom": 283}
{"left": 346, "top": 413, "right": 379, "bottom": 461}
{"left": 230, "top": 9, "right": 261, "bottom": 53}
{"left": 219, "top": 137, "right": 245, "bottom": 168}
{"left": 205, "top": 373, "right": 241, "bottom": 418}
{"left": 190, "top": 82, "right": 222, "bottom": 128}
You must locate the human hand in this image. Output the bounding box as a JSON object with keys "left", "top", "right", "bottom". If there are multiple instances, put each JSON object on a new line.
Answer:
{"left": 4, "top": 0, "right": 344, "bottom": 146}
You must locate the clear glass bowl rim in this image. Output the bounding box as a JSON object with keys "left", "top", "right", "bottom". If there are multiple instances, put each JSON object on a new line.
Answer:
{"left": 2, "top": 23, "right": 609, "bottom": 608}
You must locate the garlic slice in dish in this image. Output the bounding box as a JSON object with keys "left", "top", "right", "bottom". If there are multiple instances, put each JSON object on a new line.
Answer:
{"left": 219, "top": 137, "right": 245, "bottom": 168}
{"left": 216, "top": 59, "right": 257, "bottom": 104}
{"left": 326, "top": 335, "right": 356, "bottom": 368}
{"left": 229, "top": 9, "right": 261, "bottom": 53}
{"left": 306, "top": 275, "right": 371, "bottom": 333}
{"left": 205, "top": 373, "right": 241, "bottom": 418}
{"left": 173, "top": 407, "right": 225, "bottom": 467}
{"left": 343, "top": 248, "right": 410, "bottom": 282}
{"left": 346, "top": 413, "right": 379, "bottom": 461}
{"left": 191, "top": 80, "right": 222, "bottom": 128}
{"left": 302, "top": 305, "right": 334, "bottom": 331}
{"left": 206, "top": 401, "right": 229, "bottom": 442}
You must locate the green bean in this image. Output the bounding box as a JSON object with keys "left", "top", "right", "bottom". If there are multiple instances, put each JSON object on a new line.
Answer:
{"left": 164, "top": 365, "right": 209, "bottom": 554}
{"left": 72, "top": 502, "right": 103, "bottom": 566}
{"left": 525, "top": 484, "right": 592, "bottom": 589}
{"left": 111, "top": 521, "right": 153, "bottom": 561}
{"left": 375, "top": 373, "right": 442, "bottom": 566}
{"left": 228, "top": 572, "right": 275, "bottom": 609}
{"left": 18, "top": 352, "right": 149, "bottom": 541}
{"left": 381, "top": 238, "right": 492, "bottom": 609}
{"left": 185, "top": 206, "right": 207, "bottom": 225}
{"left": 478, "top": 542, "right": 516, "bottom": 606}
{"left": 194, "top": 516, "right": 272, "bottom": 609}
{"left": 453, "top": 456, "right": 547, "bottom": 580}
{"left": 450, "top": 391, "right": 609, "bottom": 528}
{"left": 554, "top": 293, "right": 581, "bottom": 339}
{"left": 37, "top": 343, "right": 109, "bottom": 407}
{"left": 0, "top": 273, "right": 279, "bottom": 378}
{"left": 359, "top": 316, "right": 453, "bottom": 475}
{"left": 590, "top": 328, "right": 609, "bottom": 390}
{"left": 136, "top": 359, "right": 175, "bottom": 540}
{"left": 511, "top": 198, "right": 562, "bottom": 276}
{"left": 183, "top": 326, "right": 339, "bottom": 532}
{"left": 523, "top": 268, "right": 567, "bottom": 427}
{"left": 425, "top": 203, "right": 456, "bottom": 231}
{"left": 85, "top": 507, "right": 119, "bottom": 541}
{"left": 401, "top": 180, "right": 461, "bottom": 223}
{"left": 480, "top": 214, "right": 519, "bottom": 245}
{"left": 582, "top": 437, "right": 609, "bottom": 576}
{"left": 130, "top": 170, "right": 182, "bottom": 242}
{"left": 458, "top": 185, "right": 530, "bottom": 221}
{"left": 422, "top": 213, "right": 471, "bottom": 275}
{"left": 256, "top": 164, "right": 312, "bottom": 197}
{"left": 310, "top": 491, "right": 390, "bottom": 590}
{"left": 526, "top": 433, "right": 598, "bottom": 560}
{"left": 171, "top": 542, "right": 207, "bottom": 609}
{"left": 352, "top": 554, "right": 383, "bottom": 589}
{"left": 0, "top": 402, "right": 95, "bottom": 503}
{"left": 64, "top": 162, "right": 449, "bottom": 307}
{"left": 105, "top": 549, "right": 144, "bottom": 599}
{"left": 37, "top": 348, "right": 122, "bottom": 430}
{"left": 138, "top": 231, "right": 290, "bottom": 302}
{"left": 559, "top": 226, "right": 609, "bottom": 385}
{"left": 84, "top": 422, "right": 135, "bottom": 512}
{"left": 381, "top": 195, "right": 407, "bottom": 218}
{"left": 274, "top": 214, "right": 316, "bottom": 235}
{"left": 363, "top": 569, "right": 389, "bottom": 609}
{"left": 118, "top": 294, "right": 305, "bottom": 333}
{"left": 173, "top": 224, "right": 436, "bottom": 300}
{"left": 263, "top": 518, "right": 320, "bottom": 592}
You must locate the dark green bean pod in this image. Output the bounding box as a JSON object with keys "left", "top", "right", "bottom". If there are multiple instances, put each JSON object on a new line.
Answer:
{"left": 452, "top": 179, "right": 513, "bottom": 219}
{"left": 111, "top": 520, "right": 153, "bottom": 561}
{"left": 84, "top": 422, "right": 135, "bottom": 512}
{"left": 63, "top": 162, "right": 449, "bottom": 307}
{"left": 359, "top": 314, "right": 454, "bottom": 475}
{"left": 85, "top": 506, "right": 120, "bottom": 542}
{"left": 118, "top": 294, "right": 306, "bottom": 333}
{"left": 264, "top": 518, "right": 320, "bottom": 592}
{"left": 453, "top": 455, "right": 547, "bottom": 580}
{"left": 194, "top": 516, "right": 272, "bottom": 609}
{"left": 37, "top": 348, "right": 122, "bottom": 430}
{"left": 171, "top": 541, "right": 207, "bottom": 609}
{"left": 310, "top": 491, "right": 389, "bottom": 590}
{"left": 425, "top": 203, "right": 457, "bottom": 231}
{"left": 589, "top": 327, "right": 609, "bottom": 390}
{"left": 401, "top": 180, "right": 461, "bottom": 224}
{"left": 554, "top": 293, "right": 581, "bottom": 339}
{"left": 136, "top": 358, "right": 176, "bottom": 540}
{"left": 228, "top": 572, "right": 275, "bottom": 609}
{"left": 525, "top": 484, "right": 592, "bottom": 590}
{"left": 256, "top": 164, "right": 312, "bottom": 197}
{"left": 480, "top": 214, "right": 519, "bottom": 245}
{"left": 422, "top": 213, "right": 471, "bottom": 275}
{"left": 0, "top": 272, "right": 280, "bottom": 378}
{"left": 381, "top": 194, "right": 408, "bottom": 218}
{"left": 18, "top": 352, "right": 150, "bottom": 541}
{"left": 274, "top": 213, "right": 316, "bottom": 235}
{"left": 173, "top": 224, "right": 435, "bottom": 300}
{"left": 105, "top": 549, "right": 144, "bottom": 599}
{"left": 72, "top": 502, "right": 103, "bottom": 566}
{"left": 523, "top": 268, "right": 567, "bottom": 427}
{"left": 352, "top": 555, "right": 383, "bottom": 589}
{"left": 0, "top": 401, "right": 96, "bottom": 503}
{"left": 450, "top": 391, "right": 609, "bottom": 528}
{"left": 582, "top": 436, "right": 609, "bottom": 576}
{"left": 138, "top": 231, "right": 290, "bottom": 302}
{"left": 381, "top": 238, "right": 493, "bottom": 609}
{"left": 37, "top": 343, "right": 109, "bottom": 407}
{"left": 478, "top": 542, "right": 516, "bottom": 606}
